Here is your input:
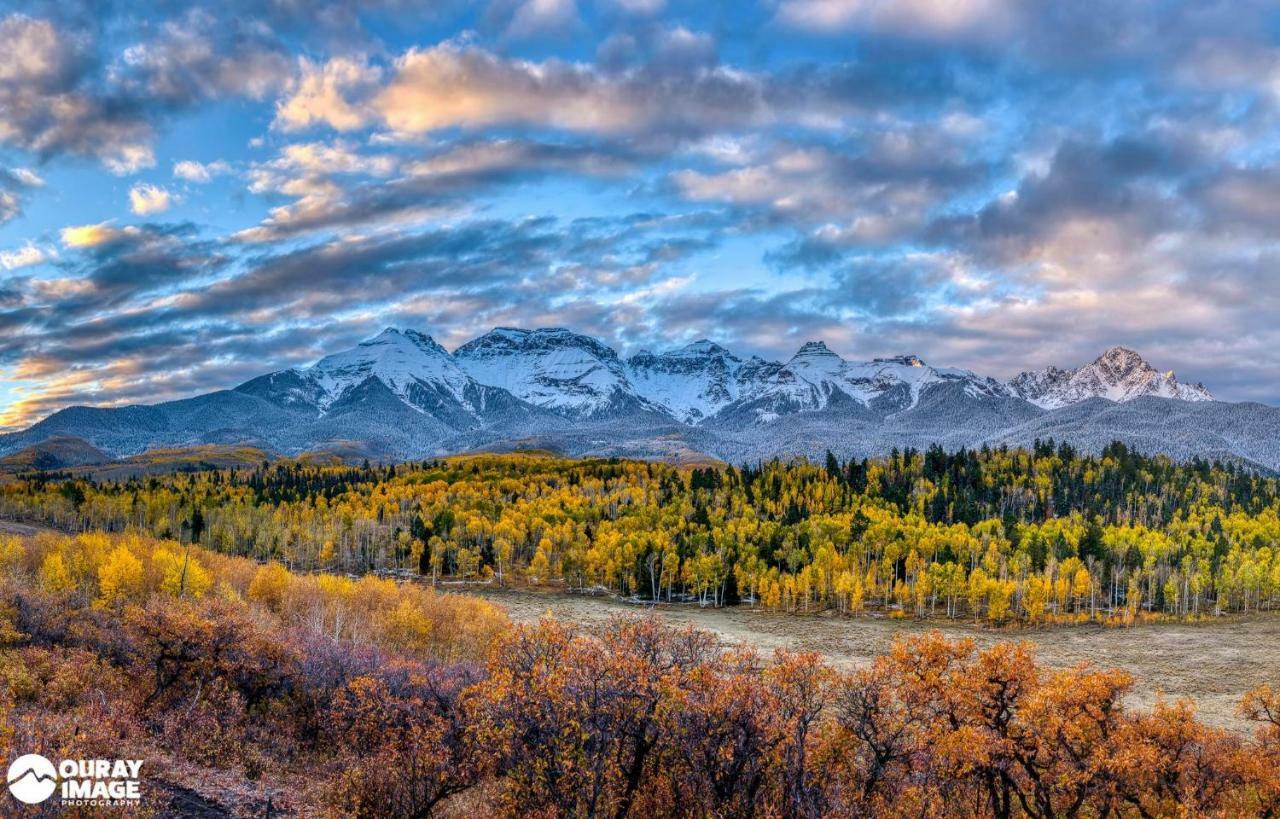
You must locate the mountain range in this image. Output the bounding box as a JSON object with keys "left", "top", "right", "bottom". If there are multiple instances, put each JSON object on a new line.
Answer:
{"left": 5, "top": 326, "right": 1279, "bottom": 471}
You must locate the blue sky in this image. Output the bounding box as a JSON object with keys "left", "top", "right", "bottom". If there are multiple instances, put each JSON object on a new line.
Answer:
{"left": 2, "top": 0, "right": 1280, "bottom": 426}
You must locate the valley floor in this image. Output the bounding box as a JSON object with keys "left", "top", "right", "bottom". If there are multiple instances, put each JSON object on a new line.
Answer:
{"left": 475, "top": 586, "right": 1280, "bottom": 734}
{"left": 7, "top": 510, "right": 1270, "bottom": 736}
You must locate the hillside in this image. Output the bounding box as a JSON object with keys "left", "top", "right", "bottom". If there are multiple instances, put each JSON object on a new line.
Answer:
{"left": 4, "top": 327, "right": 1275, "bottom": 470}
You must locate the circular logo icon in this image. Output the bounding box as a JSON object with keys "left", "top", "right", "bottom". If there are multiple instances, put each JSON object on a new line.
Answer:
{"left": 7, "top": 754, "right": 57, "bottom": 804}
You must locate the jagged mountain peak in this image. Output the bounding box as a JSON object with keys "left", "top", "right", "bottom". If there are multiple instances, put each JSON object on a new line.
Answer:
{"left": 874, "top": 354, "right": 927, "bottom": 368}
{"left": 1090, "top": 345, "right": 1151, "bottom": 374}
{"left": 367, "top": 326, "right": 445, "bottom": 352}
{"left": 1096, "top": 344, "right": 1142, "bottom": 361}
{"left": 791, "top": 340, "right": 840, "bottom": 360}
{"left": 300, "top": 326, "right": 473, "bottom": 412}
{"left": 455, "top": 326, "right": 639, "bottom": 417}
{"left": 626, "top": 338, "right": 758, "bottom": 423}
{"left": 315, "top": 328, "right": 446, "bottom": 367}
{"left": 466, "top": 326, "right": 620, "bottom": 357}
{"left": 735, "top": 342, "right": 1008, "bottom": 420}
{"left": 1008, "top": 347, "right": 1213, "bottom": 409}
{"left": 664, "top": 339, "right": 736, "bottom": 359}
{"left": 225, "top": 324, "right": 536, "bottom": 439}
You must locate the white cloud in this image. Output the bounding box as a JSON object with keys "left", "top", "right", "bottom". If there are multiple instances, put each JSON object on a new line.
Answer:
{"left": 372, "top": 43, "right": 764, "bottom": 136}
{"left": 273, "top": 56, "right": 381, "bottom": 132}
{"left": 245, "top": 140, "right": 397, "bottom": 202}
{"left": 121, "top": 13, "right": 291, "bottom": 103}
{"left": 375, "top": 45, "right": 631, "bottom": 133}
{"left": 7, "top": 167, "right": 43, "bottom": 187}
{"left": 104, "top": 144, "right": 157, "bottom": 176}
{"left": 776, "top": 0, "right": 1017, "bottom": 37}
{"left": 129, "top": 183, "right": 174, "bottom": 215}
{"left": 0, "top": 166, "right": 44, "bottom": 223}
{"left": 0, "top": 191, "right": 18, "bottom": 223}
{"left": 0, "top": 15, "right": 68, "bottom": 83}
{"left": 173, "top": 159, "right": 231, "bottom": 182}
{"left": 0, "top": 242, "right": 53, "bottom": 270}
{"left": 505, "top": 0, "right": 579, "bottom": 40}
{"left": 275, "top": 141, "right": 396, "bottom": 177}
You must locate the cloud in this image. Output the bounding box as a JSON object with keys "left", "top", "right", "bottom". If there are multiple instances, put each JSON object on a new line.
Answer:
{"left": 102, "top": 146, "right": 158, "bottom": 176}
{"left": 61, "top": 222, "right": 122, "bottom": 249}
{"left": 776, "top": 0, "right": 1018, "bottom": 38}
{"left": 0, "top": 242, "right": 54, "bottom": 270}
{"left": 502, "top": 0, "right": 579, "bottom": 40}
{"left": 258, "top": 140, "right": 398, "bottom": 180}
{"left": 263, "top": 30, "right": 997, "bottom": 161}
{"left": 54, "top": 223, "right": 226, "bottom": 308}
{"left": 371, "top": 43, "right": 766, "bottom": 136}
{"left": 826, "top": 252, "right": 983, "bottom": 317}
{"left": 670, "top": 128, "right": 988, "bottom": 246}
{"left": 0, "top": 14, "right": 71, "bottom": 83}
{"left": 219, "top": 211, "right": 715, "bottom": 317}
{"left": 119, "top": 10, "right": 292, "bottom": 103}
{"left": 129, "top": 184, "right": 175, "bottom": 215}
{"left": 0, "top": 9, "right": 289, "bottom": 173}
{"left": 236, "top": 137, "right": 633, "bottom": 242}
{"left": 923, "top": 136, "right": 1191, "bottom": 270}
{"left": 0, "top": 15, "right": 156, "bottom": 172}
{"left": 774, "top": 0, "right": 1280, "bottom": 108}
{"left": 0, "top": 166, "right": 44, "bottom": 223}
{"left": 173, "top": 159, "right": 231, "bottom": 182}
{"left": 1196, "top": 165, "right": 1280, "bottom": 234}
{"left": 273, "top": 56, "right": 382, "bottom": 131}
{"left": 268, "top": 38, "right": 980, "bottom": 150}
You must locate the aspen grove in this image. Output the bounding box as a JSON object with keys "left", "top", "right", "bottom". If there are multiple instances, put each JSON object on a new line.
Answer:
{"left": 3, "top": 442, "right": 1280, "bottom": 625}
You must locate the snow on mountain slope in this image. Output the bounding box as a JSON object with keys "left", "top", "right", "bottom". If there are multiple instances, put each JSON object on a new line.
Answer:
{"left": 735, "top": 342, "right": 1010, "bottom": 421}
{"left": 306, "top": 328, "right": 473, "bottom": 410}
{"left": 455, "top": 327, "right": 658, "bottom": 417}
{"left": 1007, "top": 347, "right": 1213, "bottom": 409}
{"left": 237, "top": 328, "right": 534, "bottom": 432}
{"left": 6, "top": 327, "right": 1266, "bottom": 470}
{"left": 626, "top": 340, "right": 775, "bottom": 423}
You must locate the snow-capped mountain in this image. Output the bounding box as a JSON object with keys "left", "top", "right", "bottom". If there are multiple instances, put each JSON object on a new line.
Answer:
{"left": 625, "top": 340, "right": 775, "bottom": 423}
{"left": 5, "top": 328, "right": 1273, "bottom": 471}
{"left": 455, "top": 327, "right": 662, "bottom": 418}
{"left": 305, "top": 328, "right": 472, "bottom": 409}
{"left": 241, "top": 328, "right": 480, "bottom": 419}
{"left": 1007, "top": 347, "right": 1213, "bottom": 409}
{"left": 730, "top": 342, "right": 1011, "bottom": 422}
{"left": 235, "top": 328, "right": 552, "bottom": 437}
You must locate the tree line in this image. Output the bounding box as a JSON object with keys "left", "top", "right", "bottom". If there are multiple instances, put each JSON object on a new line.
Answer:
{"left": 3, "top": 441, "right": 1280, "bottom": 623}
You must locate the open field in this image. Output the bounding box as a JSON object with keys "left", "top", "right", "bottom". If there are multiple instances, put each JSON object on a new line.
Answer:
{"left": 6, "top": 509, "right": 1274, "bottom": 735}
{"left": 7, "top": 509, "right": 1274, "bottom": 736}
{"left": 0, "top": 519, "right": 60, "bottom": 537}
{"left": 476, "top": 587, "right": 1280, "bottom": 734}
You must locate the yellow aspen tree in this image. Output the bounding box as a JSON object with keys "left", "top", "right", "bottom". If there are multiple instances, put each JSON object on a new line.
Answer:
{"left": 39, "top": 552, "right": 74, "bottom": 593}
{"left": 97, "top": 545, "right": 144, "bottom": 608}
{"left": 248, "top": 562, "right": 292, "bottom": 612}
{"left": 1023, "top": 575, "right": 1049, "bottom": 623}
